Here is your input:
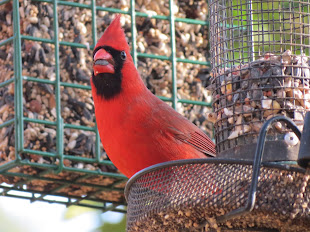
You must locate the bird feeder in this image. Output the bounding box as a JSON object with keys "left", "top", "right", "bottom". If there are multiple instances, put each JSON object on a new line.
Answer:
{"left": 209, "top": 0, "right": 310, "bottom": 160}
{"left": 125, "top": 0, "right": 310, "bottom": 231}
{"left": 0, "top": 0, "right": 129, "bottom": 211}
{"left": 0, "top": 0, "right": 212, "bottom": 212}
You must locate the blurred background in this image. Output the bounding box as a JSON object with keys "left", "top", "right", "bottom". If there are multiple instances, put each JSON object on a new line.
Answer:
{"left": 0, "top": 197, "right": 126, "bottom": 232}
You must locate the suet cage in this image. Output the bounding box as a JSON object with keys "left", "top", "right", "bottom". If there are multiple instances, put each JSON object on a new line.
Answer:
{"left": 125, "top": 0, "right": 310, "bottom": 231}
{"left": 0, "top": 0, "right": 212, "bottom": 214}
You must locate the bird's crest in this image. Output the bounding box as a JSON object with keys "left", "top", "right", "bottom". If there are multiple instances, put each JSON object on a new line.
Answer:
{"left": 95, "top": 15, "right": 129, "bottom": 52}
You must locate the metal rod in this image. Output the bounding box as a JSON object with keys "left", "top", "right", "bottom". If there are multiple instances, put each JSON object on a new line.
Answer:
{"left": 0, "top": 77, "right": 14, "bottom": 88}
{"left": 0, "top": 186, "right": 126, "bottom": 210}
{"left": 4, "top": 170, "right": 125, "bottom": 190}
{"left": 91, "top": 0, "right": 97, "bottom": 45}
{"left": 14, "top": 159, "right": 126, "bottom": 178}
{"left": 158, "top": 92, "right": 212, "bottom": 106}
{"left": 91, "top": 0, "right": 101, "bottom": 165}
{"left": 94, "top": 123, "right": 101, "bottom": 163}
{"left": 247, "top": 0, "right": 255, "bottom": 62}
{"left": 24, "top": 118, "right": 99, "bottom": 132}
{"left": 176, "top": 57, "right": 210, "bottom": 66}
{"left": 23, "top": 76, "right": 92, "bottom": 90}
{"left": 21, "top": 35, "right": 92, "bottom": 49}
{"left": 0, "top": 160, "right": 18, "bottom": 173}
{"left": 62, "top": 154, "right": 114, "bottom": 166}
{"left": 64, "top": 123, "right": 96, "bottom": 132}
{"left": 13, "top": 0, "right": 23, "bottom": 161}
{"left": 0, "top": 0, "right": 10, "bottom": 5}
{"left": 18, "top": 149, "right": 116, "bottom": 169}
{"left": 23, "top": 117, "right": 56, "bottom": 126}
{"left": 179, "top": 98, "right": 212, "bottom": 107}
{"left": 130, "top": 0, "right": 137, "bottom": 67}
{"left": 22, "top": 148, "right": 57, "bottom": 158}
{"left": 52, "top": 0, "right": 64, "bottom": 174}
{"left": 0, "top": 36, "right": 14, "bottom": 47}
{"left": 169, "top": 0, "right": 177, "bottom": 109}
{"left": 138, "top": 52, "right": 211, "bottom": 65}
{"left": 0, "top": 118, "right": 14, "bottom": 129}
{"left": 63, "top": 166, "right": 127, "bottom": 179}
{"left": 59, "top": 82, "right": 91, "bottom": 90}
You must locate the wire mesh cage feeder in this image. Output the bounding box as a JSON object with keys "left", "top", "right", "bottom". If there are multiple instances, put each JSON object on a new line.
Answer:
{"left": 0, "top": 0, "right": 133, "bottom": 211}
{"left": 210, "top": 0, "right": 310, "bottom": 159}
{"left": 125, "top": 0, "right": 310, "bottom": 231}
{"left": 0, "top": 0, "right": 212, "bottom": 213}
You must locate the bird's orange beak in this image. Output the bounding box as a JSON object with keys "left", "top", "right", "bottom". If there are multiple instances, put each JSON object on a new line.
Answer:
{"left": 93, "top": 49, "right": 115, "bottom": 75}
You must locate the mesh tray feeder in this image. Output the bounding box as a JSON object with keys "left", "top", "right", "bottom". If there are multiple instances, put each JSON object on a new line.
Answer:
{"left": 125, "top": 115, "right": 310, "bottom": 232}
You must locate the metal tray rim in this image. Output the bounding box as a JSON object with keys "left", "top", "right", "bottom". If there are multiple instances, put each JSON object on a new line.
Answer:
{"left": 125, "top": 158, "right": 306, "bottom": 200}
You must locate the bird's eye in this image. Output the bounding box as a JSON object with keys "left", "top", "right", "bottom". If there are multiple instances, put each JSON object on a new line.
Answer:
{"left": 120, "top": 51, "right": 126, "bottom": 60}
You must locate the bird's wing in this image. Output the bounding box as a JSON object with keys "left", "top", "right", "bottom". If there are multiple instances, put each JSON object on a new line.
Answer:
{"left": 148, "top": 94, "right": 216, "bottom": 157}
{"left": 168, "top": 126, "right": 216, "bottom": 157}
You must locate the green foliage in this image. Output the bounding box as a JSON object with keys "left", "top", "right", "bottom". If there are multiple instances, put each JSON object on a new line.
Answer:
{"left": 64, "top": 202, "right": 126, "bottom": 232}
{"left": 96, "top": 214, "right": 126, "bottom": 232}
{"left": 64, "top": 204, "right": 98, "bottom": 220}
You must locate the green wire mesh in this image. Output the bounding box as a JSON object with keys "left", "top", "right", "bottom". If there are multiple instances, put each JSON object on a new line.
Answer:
{"left": 0, "top": 0, "right": 212, "bottom": 210}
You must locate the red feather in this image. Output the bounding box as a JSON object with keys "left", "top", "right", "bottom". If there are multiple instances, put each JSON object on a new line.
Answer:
{"left": 91, "top": 15, "right": 216, "bottom": 178}
{"left": 95, "top": 15, "right": 128, "bottom": 53}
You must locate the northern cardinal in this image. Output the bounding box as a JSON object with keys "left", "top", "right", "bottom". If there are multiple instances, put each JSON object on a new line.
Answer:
{"left": 91, "top": 15, "right": 216, "bottom": 178}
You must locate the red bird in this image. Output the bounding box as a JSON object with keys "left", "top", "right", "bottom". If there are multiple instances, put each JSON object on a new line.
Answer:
{"left": 91, "top": 15, "right": 216, "bottom": 178}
